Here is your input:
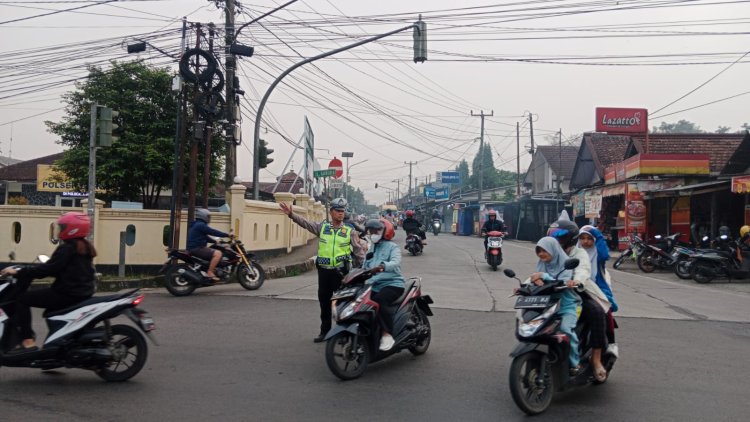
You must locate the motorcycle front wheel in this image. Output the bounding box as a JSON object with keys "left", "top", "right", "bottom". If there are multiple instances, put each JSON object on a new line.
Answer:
{"left": 691, "top": 262, "right": 716, "bottom": 284}
{"left": 674, "top": 258, "right": 693, "bottom": 279}
{"left": 164, "top": 264, "right": 197, "bottom": 297}
{"left": 509, "top": 351, "right": 554, "bottom": 415}
{"left": 325, "top": 332, "right": 369, "bottom": 380}
{"left": 612, "top": 248, "right": 630, "bottom": 269}
{"left": 237, "top": 261, "right": 266, "bottom": 290}
{"left": 637, "top": 250, "right": 657, "bottom": 273}
{"left": 96, "top": 324, "right": 148, "bottom": 382}
{"left": 408, "top": 308, "right": 431, "bottom": 356}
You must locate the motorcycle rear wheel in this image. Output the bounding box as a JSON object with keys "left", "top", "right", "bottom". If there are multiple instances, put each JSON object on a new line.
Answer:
{"left": 96, "top": 325, "right": 148, "bottom": 382}
{"left": 325, "top": 332, "right": 369, "bottom": 380}
{"left": 691, "top": 262, "right": 715, "bottom": 284}
{"left": 637, "top": 250, "right": 657, "bottom": 273}
{"left": 674, "top": 259, "right": 693, "bottom": 279}
{"left": 509, "top": 352, "right": 554, "bottom": 415}
{"left": 408, "top": 308, "right": 431, "bottom": 355}
{"left": 237, "top": 261, "right": 265, "bottom": 290}
{"left": 164, "top": 264, "right": 197, "bottom": 297}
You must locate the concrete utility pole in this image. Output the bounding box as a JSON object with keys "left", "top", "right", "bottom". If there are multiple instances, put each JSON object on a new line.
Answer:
{"left": 203, "top": 23, "right": 216, "bottom": 208}
{"left": 88, "top": 104, "right": 98, "bottom": 241}
{"left": 392, "top": 178, "right": 400, "bottom": 206}
{"left": 405, "top": 161, "right": 416, "bottom": 205}
{"left": 224, "top": 0, "right": 237, "bottom": 188}
{"left": 187, "top": 23, "right": 202, "bottom": 224}
{"left": 528, "top": 111, "right": 536, "bottom": 154}
{"left": 516, "top": 122, "right": 521, "bottom": 197}
{"left": 557, "top": 129, "right": 562, "bottom": 214}
{"left": 471, "top": 110, "right": 493, "bottom": 202}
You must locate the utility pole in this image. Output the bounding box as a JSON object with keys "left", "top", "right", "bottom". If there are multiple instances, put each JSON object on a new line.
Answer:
{"left": 88, "top": 103, "right": 98, "bottom": 241}
{"left": 224, "top": 0, "right": 237, "bottom": 188}
{"left": 471, "top": 110, "right": 493, "bottom": 202}
{"left": 169, "top": 17, "right": 188, "bottom": 249}
{"left": 557, "top": 128, "right": 562, "bottom": 214}
{"left": 392, "top": 178, "right": 400, "bottom": 206}
{"left": 405, "top": 161, "right": 416, "bottom": 206}
{"left": 516, "top": 122, "right": 521, "bottom": 197}
{"left": 528, "top": 111, "right": 536, "bottom": 154}
{"left": 187, "top": 23, "right": 202, "bottom": 224}
{"left": 203, "top": 23, "right": 216, "bottom": 208}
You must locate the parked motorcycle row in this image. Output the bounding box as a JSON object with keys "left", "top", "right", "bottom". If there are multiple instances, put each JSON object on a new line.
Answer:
{"left": 613, "top": 232, "right": 750, "bottom": 283}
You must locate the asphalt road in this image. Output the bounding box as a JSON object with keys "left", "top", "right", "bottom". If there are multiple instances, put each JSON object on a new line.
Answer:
{"left": 2, "top": 233, "right": 749, "bottom": 421}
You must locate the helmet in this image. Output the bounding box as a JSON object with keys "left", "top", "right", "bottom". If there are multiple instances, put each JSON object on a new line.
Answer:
{"left": 329, "top": 197, "right": 347, "bottom": 211}
{"left": 741, "top": 225, "right": 750, "bottom": 238}
{"left": 195, "top": 208, "right": 211, "bottom": 223}
{"left": 719, "top": 226, "right": 730, "bottom": 237}
{"left": 57, "top": 212, "right": 90, "bottom": 240}
{"left": 344, "top": 211, "right": 352, "bottom": 221}
{"left": 365, "top": 218, "right": 395, "bottom": 241}
{"left": 406, "top": 210, "right": 414, "bottom": 217}
{"left": 547, "top": 219, "right": 580, "bottom": 248}
{"left": 487, "top": 210, "right": 497, "bottom": 218}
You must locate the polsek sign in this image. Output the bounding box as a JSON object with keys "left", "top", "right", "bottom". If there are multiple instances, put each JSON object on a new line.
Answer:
{"left": 595, "top": 107, "right": 648, "bottom": 133}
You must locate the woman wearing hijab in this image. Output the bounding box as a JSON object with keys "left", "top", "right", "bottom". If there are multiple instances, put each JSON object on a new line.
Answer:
{"left": 529, "top": 237, "right": 582, "bottom": 372}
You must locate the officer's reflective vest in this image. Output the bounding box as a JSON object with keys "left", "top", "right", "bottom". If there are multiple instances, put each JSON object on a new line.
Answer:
{"left": 316, "top": 223, "right": 352, "bottom": 268}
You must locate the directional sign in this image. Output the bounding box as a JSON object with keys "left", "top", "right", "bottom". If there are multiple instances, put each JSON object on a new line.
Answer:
{"left": 424, "top": 187, "right": 436, "bottom": 198}
{"left": 328, "top": 157, "right": 344, "bottom": 179}
{"left": 435, "top": 188, "right": 450, "bottom": 200}
{"left": 313, "top": 169, "right": 336, "bottom": 178}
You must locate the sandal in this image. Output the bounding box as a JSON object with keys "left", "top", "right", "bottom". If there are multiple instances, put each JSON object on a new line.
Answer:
{"left": 594, "top": 365, "right": 608, "bottom": 382}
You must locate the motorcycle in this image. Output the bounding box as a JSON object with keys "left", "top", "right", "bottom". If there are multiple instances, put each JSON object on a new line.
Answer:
{"left": 0, "top": 257, "right": 156, "bottom": 382}
{"left": 160, "top": 236, "right": 265, "bottom": 297}
{"left": 502, "top": 260, "right": 616, "bottom": 415}
{"left": 405, "top": 232, "right": 424, "bottom": 256}
{"left": 637, "top": 233, "right": 686, "bottom": 273}
{"left": 612, "top": 234, "right": 646, "bottom": 269}
{"left": 432, "top": 219, "right": 441, "bottom": 236}
{"left": 484, "top": 230, "right": 505, "bottom": 271}
{"left": 689, "top": 238, "right": 750, "bottom": 283}
{"left": 324, "top": 268, "right": 433, "bottom": 380}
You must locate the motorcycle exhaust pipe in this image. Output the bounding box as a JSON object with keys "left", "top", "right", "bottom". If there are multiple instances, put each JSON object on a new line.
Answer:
{"left": 177, "top": 267, "right": 203, "bottom": 284}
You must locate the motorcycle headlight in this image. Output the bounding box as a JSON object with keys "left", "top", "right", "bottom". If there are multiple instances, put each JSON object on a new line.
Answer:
{"left": 339, "top": 302, "right": 357, "bottom": 320}
{"left": 489, "top": 241, "right": 501, "bottom": 247}
{"left": 516, "top": 303, "right": 559, "bottom": 337}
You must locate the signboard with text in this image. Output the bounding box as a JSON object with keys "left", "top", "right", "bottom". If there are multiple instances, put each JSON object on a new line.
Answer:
{"left": 435, "top": 188, "right": 450, "bottom": 200}
{"left": 732, "top": 175, "right": 750, "bottom": 193}
{"left": 36, "top": 164, "right": 74, "bottom": 192}
{"left": 438, "top": 171, "right": 461, "bottom": 184}
{"left": 595, "top": 107, "right": 648, "bottom": 133}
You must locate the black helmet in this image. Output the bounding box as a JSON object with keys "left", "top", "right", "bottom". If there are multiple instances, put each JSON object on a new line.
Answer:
{"left": 547, "top": 219, "right": 579, "bottom": 248}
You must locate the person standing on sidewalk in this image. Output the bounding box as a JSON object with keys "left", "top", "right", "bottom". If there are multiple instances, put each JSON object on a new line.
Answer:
{"left": 279, "top": 197, "right": 366, "bottom": 343}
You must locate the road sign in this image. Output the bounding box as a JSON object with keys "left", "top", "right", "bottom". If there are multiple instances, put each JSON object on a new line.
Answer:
{"left": 328, "top": 157, "right": 343, "bottom": 179}
{"left": 342, "top": 152, "right": 354, "bottom": 158}
{"left": 438, "top": 171, "right": 461, "bottom": 184}
{"left": 313, "top": 169, "right": 336, "bottom": 178}
{"left": 424, "top": 187, "right": 436, "bottom": 198}
{"left": 330, "top": 180, "right": 344, "bottom": 189}
{"left": 435, "top": 188, "right": 450, "bottom": 200}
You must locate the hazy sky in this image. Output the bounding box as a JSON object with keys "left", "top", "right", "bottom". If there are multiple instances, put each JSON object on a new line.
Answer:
{"left": 1, "top": 0, "right": 749, "bottom": 204}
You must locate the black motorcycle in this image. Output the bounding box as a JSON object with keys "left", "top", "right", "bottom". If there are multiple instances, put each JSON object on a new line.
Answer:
{"left": 689, "top": 239, "right": 749, "bottom": 283}
{"left": 503, "top": 260, "right": 616, "bottom": 415}
{"left": 0, "top": 261, "right": 156, "bottom": 381}
{"left": 405, "top": 232, "right": 424, "bottom": 256}
{"left": 637, "top": 233, "right": 686, "bottom": 273}
{"left": 324, "top": 268, "right": 433, "bottom": 380}
{"left": 160, "top": 237, "right": 265, "bottom": 296}
{"left": 612, "top": 235, "right": 646, "bottom": 269}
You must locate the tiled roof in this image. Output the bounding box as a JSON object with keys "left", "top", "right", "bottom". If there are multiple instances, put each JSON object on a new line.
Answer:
{"left": 535, "top": 145, "right": 579, "bottom": 179}
{"left": 721, "top": 131, "right": 750, "bottom": 175}
{"left": 630, "top": 133, "right": 745, "bottom": 173}
{"left": 0, "top": 152, "right": 65, "bottom": 182}
{"left": 585, "top": 133, "right": 632, "bottom": 174}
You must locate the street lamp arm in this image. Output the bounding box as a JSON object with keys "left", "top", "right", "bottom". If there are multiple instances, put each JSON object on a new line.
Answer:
{"left": 235, "top": 0, "right": 298, "bottom": 38}
{"left": 252, "top": 22, "right": 419, "bottom": 200}
{"left": 349, "top": 159, "right": 369, "bottom": 170}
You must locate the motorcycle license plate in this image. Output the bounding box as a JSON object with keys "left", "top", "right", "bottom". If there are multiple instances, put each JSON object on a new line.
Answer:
{"left": 0, "top": 308, "right": 7, "bottom": 322}
{"left": 139, "top": 314, "right": 156, "bottom": 332}
{"left": 514, "top": 295, "right": 550, "bottom": 309}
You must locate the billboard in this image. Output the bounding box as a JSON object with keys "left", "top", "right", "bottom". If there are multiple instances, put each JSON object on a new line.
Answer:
{"left": 435, "top": 188, "right": 450, "bottom": 200}
{"left": 595, "top": 107, "right": 648, "bottom": 133}
{"left": 438, "top": 171, "right": 460, "bottom": 184}
{"left": 37, "top": 164, "right": 74, "bottom": 192}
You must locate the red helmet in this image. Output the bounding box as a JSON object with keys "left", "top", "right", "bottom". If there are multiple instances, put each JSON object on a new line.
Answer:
{"left": 406, "top": 210, "right": 414, "bottom": 217}
{"left": 57, "top": 212, "right": 90, "bottom": 240}
{"left": 365, "top": 218, "right": 395, "bottom": 241}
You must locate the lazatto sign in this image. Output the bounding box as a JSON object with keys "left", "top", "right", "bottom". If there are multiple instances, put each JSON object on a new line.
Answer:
{"left": 595, "top": 107, "right": 648, "bottom": 133}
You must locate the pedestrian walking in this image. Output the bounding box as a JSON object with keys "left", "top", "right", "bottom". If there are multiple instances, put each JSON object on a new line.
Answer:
{"left": 279, "top": 197, "right": 366, "bottom": 343}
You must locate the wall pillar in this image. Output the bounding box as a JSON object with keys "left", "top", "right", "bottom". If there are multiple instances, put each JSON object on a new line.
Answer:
{"left": 274, "top": 192, "right": 296, "bottom": 252}
{"left": 227, "top": 184, "right": 247, "bottom": 237}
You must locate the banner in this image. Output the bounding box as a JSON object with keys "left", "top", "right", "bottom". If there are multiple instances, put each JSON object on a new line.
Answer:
{"left": 732, "top": 175, "right": 750, "bottom": 193}
{"left": 584, "top": 189, "right": 602, "bottom": 218}
{"left": 625, "top": 184, "right": 647, "bottom": 234}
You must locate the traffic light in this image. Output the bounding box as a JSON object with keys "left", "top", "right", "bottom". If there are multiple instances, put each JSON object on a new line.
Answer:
{"left": 258, "top": 139, "right": 274, "bottom": 168}
{"left": 97, "top": 106, "right": 120, "bottom": 147}
{"left": 413, "top": 19, "right": 427, "bottom": 63}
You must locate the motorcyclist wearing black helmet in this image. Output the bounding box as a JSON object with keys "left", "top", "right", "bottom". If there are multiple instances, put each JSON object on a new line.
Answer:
{"left": 480, "top": 210, "right": 507, "bottom": 253}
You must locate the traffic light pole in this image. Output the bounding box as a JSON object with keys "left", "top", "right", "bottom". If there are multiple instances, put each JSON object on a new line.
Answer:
{"left": 252, "top": 21, "right": 424, "bottom": 200}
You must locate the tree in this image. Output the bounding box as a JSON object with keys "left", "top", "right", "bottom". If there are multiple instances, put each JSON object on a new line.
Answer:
{"left": 455, "top": 159, "right": 470, "bottom": 189}
{"left": 652, "top": 120, "right": 704, "bottom": 133}
{"left": 47, "top": 60, "right": 224, "bottom": 209}
{"left": 470, "top": 143, "right": 501, "bottom": 189}
{"left": 716, "top": 126, "right": 732, "bottom": 134}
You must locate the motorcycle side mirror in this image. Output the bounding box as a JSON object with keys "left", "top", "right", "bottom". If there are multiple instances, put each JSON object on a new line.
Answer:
{"left": 37, "top": 255, "right": 50, "bottom": 264}
{"left": 503, "top": 269, "right": 516, "bottom": 278}
{"left": 564, "top": 258, "right": 580, "bottom": 270}
{"left": 8, "top": 251, "right": 16, "bottom": 261}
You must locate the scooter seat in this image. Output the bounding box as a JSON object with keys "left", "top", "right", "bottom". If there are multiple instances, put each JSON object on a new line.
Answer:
{"left": 43, "top": 289, "right": 138, "bottom": 318}
{"left": 391, "top": 278, "right": 417, "bottom": 305}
